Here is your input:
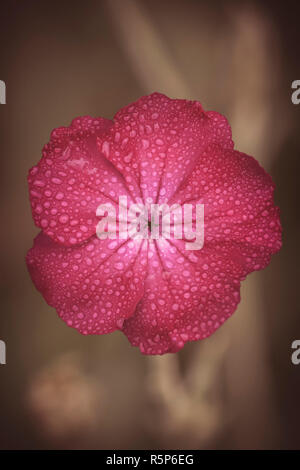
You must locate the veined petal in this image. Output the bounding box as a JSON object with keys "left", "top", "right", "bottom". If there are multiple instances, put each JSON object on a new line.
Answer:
{"left": 28, "top": 116, "right": 134, "bottom": 246}
{"left": 101, "top": 92, "right": 233, "bottom": 205}
{"left": 26, "top": 232, "right": 147, "bottom": 334}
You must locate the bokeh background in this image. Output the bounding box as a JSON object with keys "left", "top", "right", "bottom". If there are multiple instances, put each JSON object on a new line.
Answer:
{"left": 0, "top": 0, "right": 299, "bottom": 449}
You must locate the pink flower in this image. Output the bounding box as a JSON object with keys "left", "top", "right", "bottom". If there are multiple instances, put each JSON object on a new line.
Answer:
{"left": 26, "top": 93, "right": 282, "bottom": 355}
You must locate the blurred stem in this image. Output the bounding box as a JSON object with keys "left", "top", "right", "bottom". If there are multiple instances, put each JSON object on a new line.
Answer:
{"left": 104, "top": 0, "right": 191, "bottom": 97}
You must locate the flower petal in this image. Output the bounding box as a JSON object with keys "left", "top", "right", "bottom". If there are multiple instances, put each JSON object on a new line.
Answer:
{"left": 28, "top": 116, "right": 134, "bottom": 246}
{"left": 101, "top": 92, "right": 233, "bottom": 204}
{"left": 26, "top": 232, "right": 147, "bottom": 334}
{"left": 122, "top": 239, "right": 243, "bottom": 355}
{"left": 170, "top": 145, "right": 282, "bottom": 270}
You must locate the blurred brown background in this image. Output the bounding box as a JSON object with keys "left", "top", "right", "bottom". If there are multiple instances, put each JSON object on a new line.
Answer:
{"left": 0, "top": 0, "right": 299, "bottom": 449}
